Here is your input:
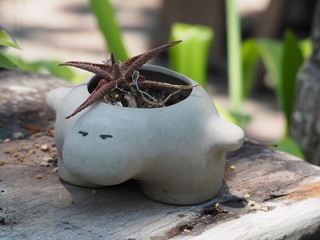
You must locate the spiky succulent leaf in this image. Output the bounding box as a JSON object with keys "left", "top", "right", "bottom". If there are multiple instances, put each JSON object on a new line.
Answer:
{"left": 60, "top": 61, "right": 113, "bottom": 81}
{"left": 124, "top": 41, "right": 182, "bottom": 79}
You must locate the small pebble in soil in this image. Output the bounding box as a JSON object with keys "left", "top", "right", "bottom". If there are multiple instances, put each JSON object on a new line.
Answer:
{"left": 28, "top": 150, "right": 35, "bottom": 155}
{"left": 0, "top": 160, "right": 4, "bottom": 166}
{"left": 43, "top": 156, "right": 54, "bottom": 163}
{"left": 48, "top": 129, "right": 55, "bottom": 137}
{"left": 19, "top": 144, "right": 30, "bottom": 151}
{"left": 12, "top": 132, "right": 24, "bottom": 139}
{"left": 4, "top": 148, "right": 15, "bottom": 154}
{"left": 36, "top": 174, "right": 43, "bottom": 179}
{"left": 40, "top": 162, "right": 50, "bottom": 167}
{"left": 32, "top": 132, "right": 43, "bottom": 138}
{"left": 41, "top": 144, "right": 49, "bottom": 151}
{"left": 53, "top": 167, "right": 58, "bottom": 173}
{"left": 244, "top": 193, "right": 251, "bottom": 199}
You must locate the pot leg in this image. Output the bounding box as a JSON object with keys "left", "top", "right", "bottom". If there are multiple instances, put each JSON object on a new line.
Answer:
{"left": 139, "top": 180, "right": 223, "bottom": 205}
{"left": 58, "top": 155, "right": 100, "bottom": 188}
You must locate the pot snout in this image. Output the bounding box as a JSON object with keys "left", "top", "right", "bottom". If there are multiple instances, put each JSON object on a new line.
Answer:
{"left": 210, "top": 118, "right": 244, "bottom": 152}
{"left": 46, "top": 87, "right": 71, "bottom": 113}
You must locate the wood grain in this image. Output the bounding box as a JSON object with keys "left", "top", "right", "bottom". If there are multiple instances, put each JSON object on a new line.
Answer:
{"left": 1, "top": 140, "right": 320, "bottom": 239}
{"left": 1, "top": 70, "right": 320, "bottom": 239}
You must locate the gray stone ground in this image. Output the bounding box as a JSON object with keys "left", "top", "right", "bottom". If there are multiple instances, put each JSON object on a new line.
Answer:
{"left": 0, "top": 0, "right": 284, "bottom": 142}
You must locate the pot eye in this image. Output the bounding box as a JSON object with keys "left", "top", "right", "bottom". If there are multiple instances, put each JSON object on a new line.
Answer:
{"left": 100, "top": 134, "right": 113, "bottom": 140}
{"left": 78, "top": 131, "right": 88, "bottom": 137}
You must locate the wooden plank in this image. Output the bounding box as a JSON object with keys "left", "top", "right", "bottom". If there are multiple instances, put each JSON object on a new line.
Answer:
{"left": 1, "top": 139, "right": 320, "bottom": 239}
{"left": 173, "top": 185, "right": 320, "bottom": 239}
{"left": 1, "top": 70, "right": 320, "bottom": 239}
{"left": 0, "top": 135, "right": 200, "bottom": 239}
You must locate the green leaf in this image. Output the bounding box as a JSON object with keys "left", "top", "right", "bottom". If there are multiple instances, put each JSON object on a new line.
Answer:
{"left": 241, "top": 39, "right": 259, "bottom": 99}
{"left": 280, "top": 30, "right": 303, "bottom": 126}
{"left": 1, "top": 53, "right": 40, "bottom": 72}
{"left": 299, "top": 38, "right": 312, "bottom": 59}
{"left": 214, "top": 102, "right": 251, "bottom": 128}
{"left": 169, "top": 22, "right": 214, "bottom": 88}
{"left": 226, "top": 0, "right": 243, "bottom": 113}
{"left": 89, "top": 0, "right": 128, "bottom": 61}
{"left": 1, "top": 53, "right": 85, "bottom": 82}
{"left": 33, "top": 60, "right": 86, "bottom": 83}
{"left": 254, "top": 39, "right": 283, "bottom": 87}
{"left": 214, "top": 102, "right": 238, "bottom": 124}
{"left": 271, "top": 135, "right": 305, "bottom": 159}
{"left": 35, "top": 60, "right": 75, "bottom": 79}
{"left": 169, "top": 24, "right": 190, "bottom": 77}
{"left": 228, "top": 111, "right": 251, "bottom": 128}
{"left": 241, "top": 38, "right": 283, "bottom": 100}
{"left": 0, "top": 53, "right": 17, "bottom": 69}
{"left": 0, "top": 30, "right": 20, "bottom": 48}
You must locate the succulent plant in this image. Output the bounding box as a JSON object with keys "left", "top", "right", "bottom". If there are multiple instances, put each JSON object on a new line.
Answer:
{"left": 60, "top": 41, "right": 198, "bottom": 119}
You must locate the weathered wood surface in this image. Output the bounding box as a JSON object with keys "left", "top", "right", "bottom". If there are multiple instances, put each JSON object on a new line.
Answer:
{"left": 1, "top": 70, "right": 320, "bottom": 239}
{"left": 0, "top": 69, "right": 73, "bottom": 140}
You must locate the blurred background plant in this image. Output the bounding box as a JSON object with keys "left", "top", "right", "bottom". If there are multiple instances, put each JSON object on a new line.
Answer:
{"left": 89, "top": 0, "right": 128, "bottom": 62}
{"left": 241, "top": 31, "right": 310, "bottom": 158}
{"left": 0, "top": 0, "right": 128, "bottom": 83}
{"left": 169, "top": 22, "right": 213, "bottom": 88}
{"left": 0, "top": 29, "right": 20, "bottom": 68}
{"left": 0, "top": 0, "right": 316, "bottom": 159}
{"left": 166, "top": 0, "right": 310, "bottom": 158}
{"left": 224, "top": 0, "right": 308, "bottom": 158}
{"left": 0, "top": 29, "right": 85, "bottom": 83}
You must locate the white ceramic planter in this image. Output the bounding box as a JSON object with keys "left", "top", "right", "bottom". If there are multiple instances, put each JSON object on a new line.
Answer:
{"left": 46, "top": 65, "right": 244, "bottom": 205}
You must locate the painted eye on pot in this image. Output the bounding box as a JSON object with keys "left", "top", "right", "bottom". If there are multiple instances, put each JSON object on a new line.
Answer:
{"left": 78, "top": 131, "right": 88, "bottom": 137}
{"left": 100, "top": 134, "right": 113, "bottom": 140}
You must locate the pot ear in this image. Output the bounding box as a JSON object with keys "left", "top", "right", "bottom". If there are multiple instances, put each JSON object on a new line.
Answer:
{"left": 211, "top": 119, "right": 245, "bottom": 152}
{"left": 46, "top": 88, "right": 71, "bottom": 113}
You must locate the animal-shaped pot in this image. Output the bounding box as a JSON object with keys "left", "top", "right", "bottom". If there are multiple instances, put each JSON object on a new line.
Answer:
{"left": 46, "top": 64, "right": 244, "bottom": 205}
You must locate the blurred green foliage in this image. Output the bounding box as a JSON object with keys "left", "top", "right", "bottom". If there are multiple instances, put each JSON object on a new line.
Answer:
{"left": 0, "top": 0, "right": 128, "bottom": 82}
{"left": 168, "top": 0, "right": 309, "bottom": 159}
{"left": 0, "top": 29, "right": 20, "bottom": 69}
{"left": 169, "top": 23, "right": 213, "bottom": 88}
{"left": 0, "top": 29, "right": 85, "bottom": 83}
{"left": 89, "top": 0, "right": 128, "bottom": 62}
{"left": 226, "top": 0, "right": 243, "bottom": 113}
{"left": 0, "top": 29, "right": 20, "bottom": 49}
{"left": 241, "top": 31, "right": 307, "bottom": 158}
{"left": 225, "top": 0, "right": 308, "bottom": 158}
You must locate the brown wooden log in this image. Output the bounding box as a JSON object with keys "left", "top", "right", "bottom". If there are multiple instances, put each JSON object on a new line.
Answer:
{"left": 1, "top": 70, "right": 320, "bottom": 239}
